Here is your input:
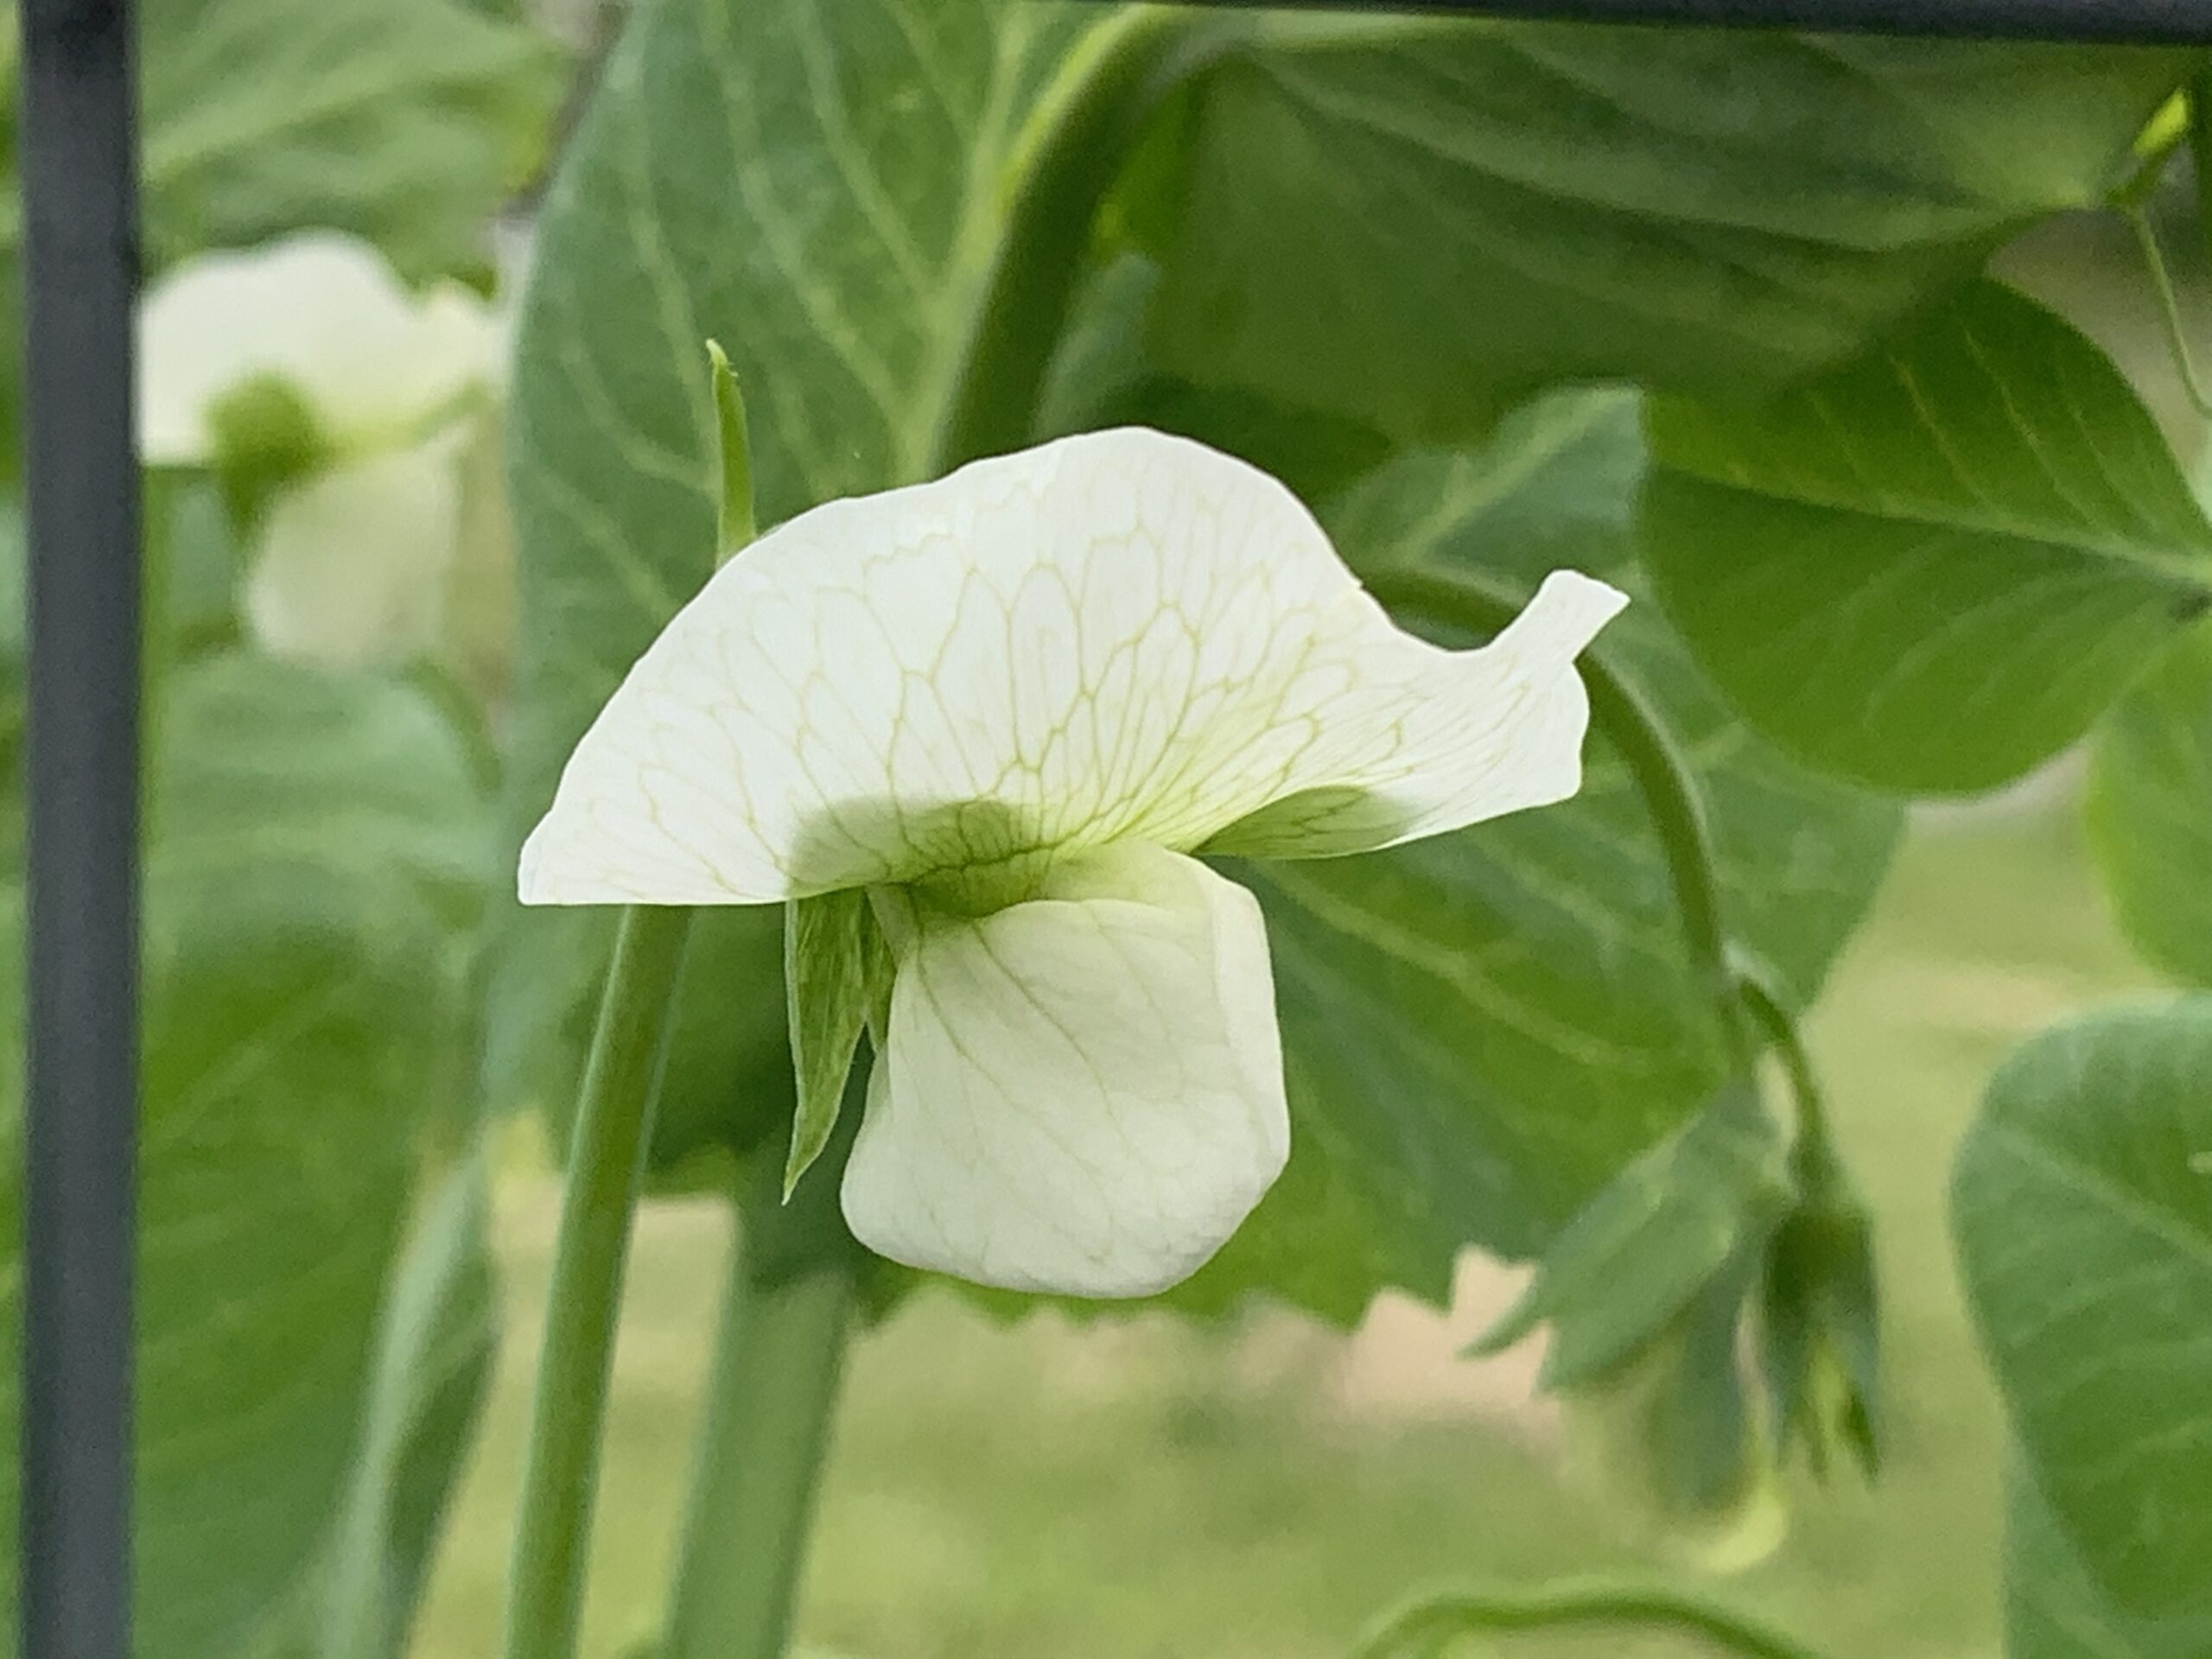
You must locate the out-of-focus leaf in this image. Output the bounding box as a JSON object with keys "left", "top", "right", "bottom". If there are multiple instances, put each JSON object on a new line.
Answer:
{"left": 2005, "top": 1461, "right": 2212, "bottom": 1659}
{"left": 1471, "top": 1083, "right": 1788, "bottom": 1387}
{"left": 1643, "top": 281, "right": 2212, "bottom": 793}
{"left": 0, "top": 654, "right": 493, "bottom": 1658}
{"left": 2084, "top": 620, "right": 2212, "bottom": 985}
{"left": 1141, "top": 22, "right": 2187, "bottom": 442}
{"left": 1955, "top": 1000, "right": 2212, "bottom": 1624}
{"left": 131, "top": 0, "right": 560, "bottom": 276}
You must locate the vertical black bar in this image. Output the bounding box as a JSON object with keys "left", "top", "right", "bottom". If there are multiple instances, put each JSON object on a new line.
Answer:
{"left": 17, "top": 0, "right": 139, "bottom": 1656}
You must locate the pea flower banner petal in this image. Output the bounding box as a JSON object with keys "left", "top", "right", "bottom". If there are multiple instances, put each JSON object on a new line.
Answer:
{"left": 520, "top": 427, "right": 1625, "bottom": 1297}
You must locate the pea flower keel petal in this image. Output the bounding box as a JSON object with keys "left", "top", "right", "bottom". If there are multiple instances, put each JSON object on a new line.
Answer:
{"left": 840, "top": 845, "right": 1287, "bottom": 1297}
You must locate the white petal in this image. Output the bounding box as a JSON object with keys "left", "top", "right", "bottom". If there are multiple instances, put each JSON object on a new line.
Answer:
{"left": 1202, "top": 569, "right": 1629, "bottom": 859}
{"left": 518, "top": 430, "right": 1343, "bottom": 903}
{"left": 838, "top": 843, "right": 1287, "bottom": 1297}
{"left": 137, "top": 232, "right": 495, "bottom": 461}
{"left": 518, "top": 428, "right": 1624, "bottom": 906}
{"left": 245, "top": 441, "right": 460, "bottom": 669}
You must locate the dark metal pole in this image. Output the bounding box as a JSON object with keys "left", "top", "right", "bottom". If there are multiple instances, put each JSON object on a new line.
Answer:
{"left": 1147, "top": 0, "right": 2212, "bottom": 42}
{"left": 18, "top": 0, "right": 140, "bottom": 1656}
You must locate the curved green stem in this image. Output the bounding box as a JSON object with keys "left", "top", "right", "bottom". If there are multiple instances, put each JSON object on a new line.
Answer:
{"left": 2123, "top": 205, "right": 2212, "bottom": 421}
{"left": 1732, "top": 959, "right": 1831, "bottom": 1159}
{"left": 661, "top": 1073, "right": 869, "bottom": 1659}
{"left": 1354, "top": 1581, "right": 1826, "bottom": 1659}
{"left": 1365, "top": 566, "right": 1745, "bottom": 1066}
{"left": 930, "top": 4, "right": 1226, "bottom": 472}
{"left": 499, "top": 905, "right": 695, "bottom": 1659}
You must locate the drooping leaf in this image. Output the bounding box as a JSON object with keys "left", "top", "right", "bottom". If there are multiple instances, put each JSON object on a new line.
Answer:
{"left": 1955, "top": 1000, "right": 2212, "bottom": 1624}
{"left": 1140, "top": 22, "right": 2188, "bottom": 443}
{"left": 0, "top": 654, "right": 493, "bottom": 1659}
{"left": 1162, "top": 391, "right": 1900, "bottom": 1319}
{"left": 1471, "top": 1082, "right": 1789, "bottom": 1388}
{"left": 1643, "top": 281, "right": 2212, "bottom": 794}
{"left": 493, "top": 0, "right": 1094, "bottom": 1177}
{"left": 2005, "top": 1460, "right": 2212, "bottom": 1659}
{"left": 2084, "top": 620, "right": 2212, "bottom": 985}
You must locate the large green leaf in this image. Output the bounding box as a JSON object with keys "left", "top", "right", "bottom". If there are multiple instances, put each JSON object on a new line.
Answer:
{"left": 0, "top": 655, "right": 493, "bottom": 1658}
{"left": 1141, "top": 22, "right": 2187, "bottom": 443}
{"left": 1643, "top": 281, "right": 2212, "bottom": 794}
{"left": 1955, "top": 1000, "right": 2212, "bottom": 1625}
{"left": 495, "top": 0, "right": 1093, "bottom": 1173}
{"left": 2084, "top": 621, "right": 2212, "bottom": 985}
{"left": 1165, "top": 391, "right": 1900, "bottom": 1318}
{"left": 2005, "top": 1461, "right": 2212, "bottom": 1659}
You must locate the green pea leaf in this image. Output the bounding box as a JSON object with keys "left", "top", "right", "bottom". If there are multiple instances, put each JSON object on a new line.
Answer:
{"left": 2084, "top": 621, "right": 2212, "bottom": 985}
{"left": 131, "top": 0, "right": 561, "bottom": 276}
{"left": 0, "top": 654, "right": 493, "bottom": 1659}
{"left": 493, "top": 0, "right": 1093, "bottom": 1179}
{"left": 1162, "top": 391, "right": 1899, "bottom": 1319}
{"left": 2005, "top": 1461, "right": 2212, "bottom": 1659}
{"left": 1643, "top": 281, "right": 2212, "bottom": 794}
{"left": 1141, "top": 22, "right": 2187, "bottom": 443}
{"left": 1955, "top": 999, "right": 2212, "bottom": 1624}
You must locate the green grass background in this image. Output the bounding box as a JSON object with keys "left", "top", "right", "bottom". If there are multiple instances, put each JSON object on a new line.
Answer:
{"left": 410, "top": 798, "right": 2152, "bottom": 1659}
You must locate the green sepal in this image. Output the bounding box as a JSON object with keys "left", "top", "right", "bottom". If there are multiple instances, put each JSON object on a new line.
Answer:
{"left": 705, "top": 340, "right": 757, "bottom": 561}
{"left": 1759, "top": 1185, "right": 1881, "bottom": 1481}
{"left": 781, "top": 889, "right": 893, "bottom": 1199}
{"left": 1469, "top": 1082, "right": 1791, "bottom": 1388}
{"left": 205, "top": 372, "right": 334, "bottom": 530}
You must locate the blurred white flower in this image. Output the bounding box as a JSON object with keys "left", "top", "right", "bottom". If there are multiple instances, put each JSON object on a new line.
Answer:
{"left": 519, "top": 429, "right": 1625, "bottom": 1298}
{"left": 138, "top": 231, "right": 507, "bottom": 668}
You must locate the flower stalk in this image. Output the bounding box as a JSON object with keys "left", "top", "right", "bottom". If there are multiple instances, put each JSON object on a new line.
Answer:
{"left": 661, "top": 1084, "right": 868, "bottom": 1659}
{"left": 499, "top": 902, "right": 695, "bottom": 1659}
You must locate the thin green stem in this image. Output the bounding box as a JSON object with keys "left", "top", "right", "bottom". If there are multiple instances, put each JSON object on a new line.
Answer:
{"left": 499, "top": 905, "right": 695, "bottom": 1659}
{"left": 1733, "top": 962, "right": 1830, "bottom": 1156}
{"left": 930, "top": 4, "right": 1224, "bottom": 472}
{"left": 1354, "top": 1581, "right": 1826, "bottom": 1659}
{"left": 661, "top": 1080, "right": 868, "bottom": 1659}
{"left": 1365, "top": 566, "right": 1746, "bottom": 1067}
{"left": 2124, "top": 204, "right": 2212, "bottom": 421}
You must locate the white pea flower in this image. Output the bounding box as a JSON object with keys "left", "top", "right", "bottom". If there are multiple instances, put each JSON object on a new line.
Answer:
{"left": 520, "top": 429, "right": 1625, "bottom": 1298}
{"left": 137, "top": 231, "right": 506, "bottom": 667}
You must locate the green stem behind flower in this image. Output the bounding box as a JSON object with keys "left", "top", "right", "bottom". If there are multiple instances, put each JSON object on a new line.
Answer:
{"left": 931, "top": 4, "right": 1224, "bottom": 472}
{"left": 499, "top": 904, "right": 694, "bottom": 1659}
{"left": 662, "top": 1086, "right": 868, "bottom": 1659}
{"left": 1353, "top": 1580, "right": 1826, "bottom": 1659}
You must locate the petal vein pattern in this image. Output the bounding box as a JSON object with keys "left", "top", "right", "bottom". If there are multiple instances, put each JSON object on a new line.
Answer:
{"left": 518, "top": 427, "right": 1627, "bottom": 906}
{"left": 840, "top": 845, "right": 1287, "bottom": 1296}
